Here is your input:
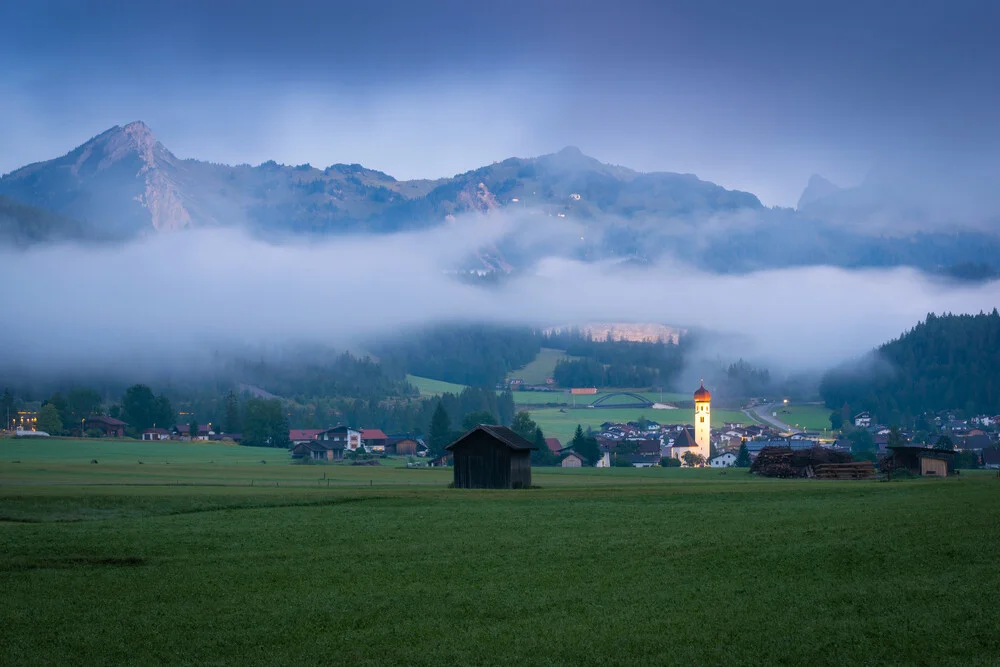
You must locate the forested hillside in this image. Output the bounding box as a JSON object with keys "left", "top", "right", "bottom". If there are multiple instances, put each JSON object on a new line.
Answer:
{"left": 820, "top": 311, "right": 1000, "bottom": 423}
{"left": 546, "top": 330, "right": 687, "bottom": 388}
{"left": 374, "top": 324, "right": 541, "bottom": 386}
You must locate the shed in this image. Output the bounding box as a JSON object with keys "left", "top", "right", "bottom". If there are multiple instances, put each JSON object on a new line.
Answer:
{"left": 561, "top": 451, "right": 584, "bottom": 467}
{"left": 887, "top": 444, "right": 956, "bottom": 477}
{"left": 445, "top": 424, "right": 537, "bottom": 489}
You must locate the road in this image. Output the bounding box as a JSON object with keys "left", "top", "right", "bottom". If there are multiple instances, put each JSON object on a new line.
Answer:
{"left": 745, "top": 403, "right": 802, "bottom": 434}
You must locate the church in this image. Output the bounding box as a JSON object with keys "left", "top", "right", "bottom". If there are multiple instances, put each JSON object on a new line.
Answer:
{"left": 671, "top": 382, "right": 712, "bottom": 464}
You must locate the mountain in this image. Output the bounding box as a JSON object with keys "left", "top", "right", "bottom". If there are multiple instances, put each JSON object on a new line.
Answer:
{"left": 2, "top": 122, "right": 1000, "bottom": 276}
{"left": 0, "top": 123, "right": 762, "bottom": 238}
{"left": 797, "top": 174, "right": 840, "bottom": 209}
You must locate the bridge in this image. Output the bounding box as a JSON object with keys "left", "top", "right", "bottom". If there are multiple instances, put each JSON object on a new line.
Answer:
{"left": 588, "top": 392, "right": 654, "bottom": 409}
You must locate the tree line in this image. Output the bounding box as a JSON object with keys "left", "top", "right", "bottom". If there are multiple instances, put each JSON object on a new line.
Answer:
{"left": 820, "top": 311, "right": 1000, "bottom": 425}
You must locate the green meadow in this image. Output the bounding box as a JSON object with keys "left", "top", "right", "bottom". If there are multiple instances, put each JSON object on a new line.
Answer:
{"left": 1, "top": 438, "right": 997, "bottom": 665}
{"left": 406, "top": 374, "right": 468, "bottom": 397}
{"left": 772, "top": 403, "right": 836, "bottom": 432}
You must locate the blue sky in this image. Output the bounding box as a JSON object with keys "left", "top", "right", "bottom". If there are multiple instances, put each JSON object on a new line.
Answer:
{"left": 2, "top": 0, "right": 999, "bottom": 206}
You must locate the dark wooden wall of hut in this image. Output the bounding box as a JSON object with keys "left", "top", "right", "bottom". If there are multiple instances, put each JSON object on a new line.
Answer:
{"left": 452, "top": 432, "right": 532, "bottom": 489}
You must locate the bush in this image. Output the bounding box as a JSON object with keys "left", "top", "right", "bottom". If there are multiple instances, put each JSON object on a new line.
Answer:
{"left": 660, "top": 457, "right": 681, "bottom": 467}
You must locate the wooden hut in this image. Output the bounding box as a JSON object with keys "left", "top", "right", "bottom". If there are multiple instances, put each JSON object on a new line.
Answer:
{"left": 887, "top": 444, "right": 955, "bottom": 477}
{"left": 445, "top": 425, "right": 537, "bottom": 489}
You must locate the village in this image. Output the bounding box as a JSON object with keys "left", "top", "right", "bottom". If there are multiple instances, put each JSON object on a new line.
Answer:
{"left": 8, "top": 384, "right": 999, "bottom": 478}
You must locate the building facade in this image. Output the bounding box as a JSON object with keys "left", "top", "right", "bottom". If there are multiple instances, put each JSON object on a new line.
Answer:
{"left": 694, "top": 382, "right": 711, "bottom": 461}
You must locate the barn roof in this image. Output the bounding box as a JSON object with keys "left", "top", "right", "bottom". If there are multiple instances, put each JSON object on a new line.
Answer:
{"left": 445, "top": 424, "right": 538, "bottom": 451}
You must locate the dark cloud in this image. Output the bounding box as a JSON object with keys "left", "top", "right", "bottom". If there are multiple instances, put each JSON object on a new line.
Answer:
{"left": 2, "top": 1, "right": 999, "bottom": 205}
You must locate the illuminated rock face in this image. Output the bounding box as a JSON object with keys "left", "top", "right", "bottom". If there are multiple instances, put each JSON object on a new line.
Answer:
{"left": 694, "top": 383, "right": 711, "bottom": 461}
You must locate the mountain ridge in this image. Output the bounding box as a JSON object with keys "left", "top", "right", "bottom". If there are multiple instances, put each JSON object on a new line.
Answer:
{"left": 0, "top": 122, "right": 763, "bottom": 238}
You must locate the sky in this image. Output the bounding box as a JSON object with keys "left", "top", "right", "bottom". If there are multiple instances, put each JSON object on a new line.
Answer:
{"left": 3, "top": 0, "right": 1000, "bottom": 206}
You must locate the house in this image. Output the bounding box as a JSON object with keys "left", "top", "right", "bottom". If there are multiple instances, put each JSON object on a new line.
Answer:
{"left": 710, "top": 452, "right": 737, "bottom": 468}
{"left": 854, "top": 411, "right": 872, "bottom": 428}
{"left": 627, "top": 454, "right": 658, "bottom": 468}
{"left": 636, "top": 439, "right": 662, "bottom": 456}
{"left": 545, "top": 438, "right": 563, "bottom": 456}
{"left": 141, "top": 427, "right": 171, "bottom": 441}
{"left": 290, "top": 440, "right": 344, "bottom": 461}
{"left": 983, "top": 448, "right": 1000, "bottom": 469}
{"left": 428, "top": 452, "right": 453, "bottom": 467}
{"left": 174, "top": 424, "right": 213, "bottom": 441}
{"left": 445, "top": 424, "right": 537, "bottom": 489}
{"left": 595, "top": 451, "right": 611, "bottom": 467}
{"left": 83, "top": 416, "right": 126, "bottom": 438}
{"left": 887, "top": 444, "right": 955, "bottom": 477}
{"left": 289, "top": 429, "right": 323, "bottom": 445}
{"left": 561, "top": 451, "right": 585, "bottom": 467}
{"left": 361, "top": 428, "right": 389, "bottom": 452}
{"left": 315, "top": 426, "right": 362, "bottom": 452}
{"left": 669, "top": 428, "right": 699, "bottom": 463}
{"left": 386, "top": 436, "right": 424, "bottom": 456}
{"left": 957, "top": 434, "right": 992, "bottom": 452}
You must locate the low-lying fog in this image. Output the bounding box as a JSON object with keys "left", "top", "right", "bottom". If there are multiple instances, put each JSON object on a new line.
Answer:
{"left": 2, "top": 214, "right": 998, "bottom": 377}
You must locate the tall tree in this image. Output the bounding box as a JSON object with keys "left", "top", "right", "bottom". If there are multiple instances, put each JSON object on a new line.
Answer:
{"left": 462, "top": 410, "right": 497, "bottom": 431}
{"left": 189, "top": 420, "right": 199, "bottom": 439}
{"left": 242, "top": 398, "right": 290, "bottom": 448}
{"left": 428, "top": 401, "right": 452, "bottom": 456}
{"left": 510, "top": 411, "right": 537, "bottom": 442}
{"left": 570, "top": 425, "right": 601, "bottom": 466}
{"left": 531, "top": 426, "right": 553, "bottom": 465}
{"left": 37, "top": 403, "right": 63, "bottom": 435}
{"left": 67, "top": 388, "right": 102, "bottom": 422}
{"left": 46, "top": 392, "right": 71, "bottom": 430}
{"left": 934, "top": 435, "right": 954, "bottom": 451}
{"left": 735, "top": 442, "right": 751, "bottom": 468}
{"left": 497, "top": 389, "right": 515, "bottom": 426}
{"left": 1, "top": 388, "right": 14, "bottom": 430}
{"left": 224, "top": 391, "right": 242, "bottom": 434}
{"left": 120, "top": 384, "right": 159, "bottom": 432}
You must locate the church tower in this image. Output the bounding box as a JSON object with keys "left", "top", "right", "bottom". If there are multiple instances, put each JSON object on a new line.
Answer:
{"left": 693, "top": 382, "right": 711, "bottom": 461}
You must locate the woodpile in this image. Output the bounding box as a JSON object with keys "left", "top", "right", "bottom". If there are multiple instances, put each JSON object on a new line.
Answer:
{"left": 813, "top": 462, "right": 875, "bottom": 480}
{"left": 750, "top": 446, "right": 853, "bottom": 478}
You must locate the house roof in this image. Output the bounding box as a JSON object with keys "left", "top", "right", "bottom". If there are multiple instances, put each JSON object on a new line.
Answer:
{"left": 672, "top": 428, "right": 697, "bottom": 449}
{"left": 445, "top": 424, "right": 538, "bottom": 451}
{"left": 545, "top": 437, "right": 563, "bottom": 453}
{"left": 361, "top": 428, "right": 388, "bottom": 440}
{"left": 142, "top": 427, "right": 171, "bottom": 434}
{"left": 289, "top": 429, "right": 322, "bottom": 441}
{"left": 561, "top": 451, "right": 584, "bottom": 462}
{"left": 85, "top": 416, "right": 127, "bottom": 426}
{"left": 983, "top": 448, "right": 1000, "bottom": 466}
{"left": 958, "top": 434, "right": 992, "bottom": 450}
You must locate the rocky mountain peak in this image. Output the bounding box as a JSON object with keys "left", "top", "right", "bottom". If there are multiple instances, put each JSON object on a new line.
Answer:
{"left": 797, "top": 174, "right": 840, "bottom": 209}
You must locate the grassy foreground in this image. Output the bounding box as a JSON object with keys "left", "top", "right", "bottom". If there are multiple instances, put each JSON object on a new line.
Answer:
{"left": 1, "top": 440, "right": 998, "bottom": 665}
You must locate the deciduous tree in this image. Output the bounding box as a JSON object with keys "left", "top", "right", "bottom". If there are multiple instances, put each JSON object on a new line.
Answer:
{"left": 37, "top": 403, "right": 63, "bottom": 435}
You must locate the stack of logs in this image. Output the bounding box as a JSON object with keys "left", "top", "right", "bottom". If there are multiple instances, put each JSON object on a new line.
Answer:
{"left": 750, "top": 446, "right": 853, "bottom": 478}
{"left": 813, "top": 462, "right": 875, "bottom": 480}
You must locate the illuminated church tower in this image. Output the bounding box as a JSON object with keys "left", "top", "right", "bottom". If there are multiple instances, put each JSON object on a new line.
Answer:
{"left": 693, "top": 382, "right": 711, "bottom": 461}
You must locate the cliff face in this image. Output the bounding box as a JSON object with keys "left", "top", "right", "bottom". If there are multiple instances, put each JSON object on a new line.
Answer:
{"left": 0, "top": 121, "right": 193, "bottom": 234}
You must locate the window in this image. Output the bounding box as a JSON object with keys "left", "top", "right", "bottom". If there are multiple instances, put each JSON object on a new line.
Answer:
{"left": 700, "top": 416, "right": 705, "bottom": 423}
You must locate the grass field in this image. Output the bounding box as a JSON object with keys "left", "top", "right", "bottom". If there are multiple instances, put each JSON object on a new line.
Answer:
{"left": 1, "top": 439, "right": 997, "bottom": 665}
{"left": 527, "top": 407, "right": 754, "bottom": 444}
{"left": 406, "top": 374, "right": 468, "bottom": 397}
{"left": 507, "top": 347, "right": 578, "bottom": 385}
{"left": 774, "top": 404, "right": 836, "bottom": 431}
